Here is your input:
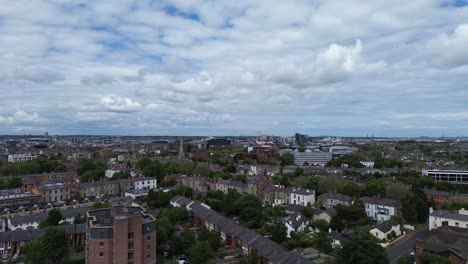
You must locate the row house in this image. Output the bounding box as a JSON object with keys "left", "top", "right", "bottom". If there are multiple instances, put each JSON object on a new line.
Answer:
{"left": 246, "top": 178, "right": 272, "bottom": 197}
{"left": 32, "top": 182, "right": 72, "bottom": 203}
{"left": 7, "top": 206, "right": 90, "bottom": 231}
{"left": 0, "top": 189, "right": 41, "bottom": 207}
{"left": 77, "top": 178, "right": 136, "bottom": 198}
{"left": 422, "top": 188, "right": 452, "bottom": 208}
{"left": 180, "top": 176, "right": 216, "bottom": 193}
{"left": 429, "top": 208, "right": 468, "bottom": 230}
{"left": 0, "top": 223, "right": 86, "bottom": 256}
{"left": 262, "top": 187, "right": 315, "bottom": 207}
{"left": 171, "top": 196, "right": 314, "bottom": 264}
{"left": 317, "top": 192, "right": 353, "bottom": 209}
{"left": 216, "top": 179, "right": 248, "bottom": 194}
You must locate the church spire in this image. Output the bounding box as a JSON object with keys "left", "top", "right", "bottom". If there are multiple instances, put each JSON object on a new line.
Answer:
{"left": 177, "top": 139, "right": 185, "bottom": 160}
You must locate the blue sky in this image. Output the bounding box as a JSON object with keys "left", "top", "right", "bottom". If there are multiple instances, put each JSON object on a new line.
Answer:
{"left": 0, "top": 0, "right": 467, "bottom": 137}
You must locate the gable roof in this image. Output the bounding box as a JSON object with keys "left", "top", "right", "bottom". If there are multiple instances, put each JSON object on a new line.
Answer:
{"left": 373, "top": 219, "right": 400, "bottom": 233}
{"left": 360, "top": 196, "right": 400, "bottom": 207}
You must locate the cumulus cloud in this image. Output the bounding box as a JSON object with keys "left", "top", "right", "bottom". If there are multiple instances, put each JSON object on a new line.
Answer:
{"left": 0, "top": 111, "right": 42, "bottom": 123}
{"left": 0, "top": 1, "right": 467, "bottom": 135}
{"left": 99, "top": 96, "right": 142, "bottom": 113}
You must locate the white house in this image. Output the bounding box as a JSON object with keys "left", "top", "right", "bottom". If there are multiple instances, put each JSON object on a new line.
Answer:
{"left": 290, "top": 189, "right": 315, "bottom": 207}
{"left": 7, "top": 154, "right": 38, "bottom": 163}
{"left": 134, "top": 177, "right": 157, "bottom": 190}
{"left": 360, "top": 161, "right": 375, "bottom": 168}
{"left": 361, "top": 197, "right": 400, "bottom": 222}
{"left": 370, "top": 219, "right": 402, "bottom": 241}
{"left": 429, "top": 208, "right": 468, "bottom": 230}
{"left": 283, "top": 214, "right": 309, "bottom": 238}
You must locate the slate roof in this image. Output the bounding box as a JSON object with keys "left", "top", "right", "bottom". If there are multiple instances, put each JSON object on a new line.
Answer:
{"left": 418, "top": 226, "right": 468, "bottom": 260}
{"left": 0, "top": 223, "right": 86, "bottom": 243}
{"left": 374, "top": 219, "right": 400, "bottom": 233}
{"left": 284, "top": 214, "right": 308, "bottom": 229}
{"left": 423, "top": 188, "right": 452, "bottom": 197}
{"left": 318, "top": 192, "right": 353, "bottom": 202}
{"left": 429, "top": 209, "right": 468, "bottom": 222}
{"left": 9, "top": 206, "right": 90, "bottom": 226}
{"left": 170, "top": 195, "right": 192, "bottom": 207}
{"left": 360, "top": 196, "right": 400, "bottom": 207}
{"left": 175, "top": 196, "right": 317, "bottom": 264}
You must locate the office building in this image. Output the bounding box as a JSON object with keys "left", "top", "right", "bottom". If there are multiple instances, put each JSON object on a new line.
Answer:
{"left": 422, "top": 170, "right": 468, "bottom": 185}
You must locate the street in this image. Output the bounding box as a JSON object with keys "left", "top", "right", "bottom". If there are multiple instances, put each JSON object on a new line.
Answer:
{"left": 386, "top": 228, "right": 431, "bottom": 264}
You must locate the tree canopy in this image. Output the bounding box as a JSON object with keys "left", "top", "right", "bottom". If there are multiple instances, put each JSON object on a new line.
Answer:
{"left": 335, "top": 232, "right": 389, "bottom": 264}
{"left": 24, "top": 227, "right": 71, "bottom": 264}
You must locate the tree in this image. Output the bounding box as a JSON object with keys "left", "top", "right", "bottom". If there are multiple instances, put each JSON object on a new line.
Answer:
{"left": 365, "top": 178, "right": 386, "bottom": 197}
{"left": 419, "top": 254, "right": 453, "bottom": 264}
{"left": 313, "top": 232, "right": 333, "bottom": 254}
{"left": 111, "top": 171, "right": 131, "bottom": 180}
{"left": 301, "top": 207, "right": 314, "bottom": 219}
{"left": 385, "top": 182, "right": 410, "bottom": 201}
{"left": 317, "top": 176, "right": 346, "bottom": 194}
{"left": 271, "top": 222, "right": 287, "bottom": 243}
{"left": 91, "top": 202, "right": 111, "bottom": 210}
{"left": 193, "top": 163, "right": 210, "bottom": 177}
{"left": 6, "top": 176, "right": 22, "bottom": 189}
{"left": 198, "top": 227, "right": 221, "bottom": 252}
{"left": 189, "top": 241, "right": 215, "bottom": 264}
{"left": 401, "top": 193, "right": 418, "bottom": 223}
{"left": 46, "top": 208, "right": 63, "bottom": 226}
{"left": 336, "top": 232, "right": 389, "bottom": 264}
{"left": 342, "top": 181, "right": 361, "bottom": 197}
{"left": 74, "top": 213, "right": 86, "bottom": 224}
{"left": 280, "top": 153, "right": 295, "bottom": 166}
{"left": 24, "top": 227, "right": 70, "bottom": 264}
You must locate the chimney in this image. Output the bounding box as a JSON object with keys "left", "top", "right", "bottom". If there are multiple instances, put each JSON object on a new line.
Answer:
{"left": 459, "top": 208, "right": 468, "bottom": 215}
{"left": 328, "top": 228, "right": 332, "bottom": 233}
{"left": 429, "top": 207, "right": 434, "bottom": 214}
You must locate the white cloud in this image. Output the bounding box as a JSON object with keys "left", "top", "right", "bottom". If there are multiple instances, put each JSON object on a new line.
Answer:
{"left": 0, "top": 111, "right": 42, "bottom": 123}
{"left": 14, "top": 67, "right": 65, "bottom": 83}
{"left": 99, "top": 96, "right": 142, "bottom": 113}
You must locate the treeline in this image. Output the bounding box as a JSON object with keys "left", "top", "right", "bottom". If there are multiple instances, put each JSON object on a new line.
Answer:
{"left": 0, "top": 158, "right": 67, "bottom": 176}
{"left": 328, "top": 153, "right": 403, "bottom": 168}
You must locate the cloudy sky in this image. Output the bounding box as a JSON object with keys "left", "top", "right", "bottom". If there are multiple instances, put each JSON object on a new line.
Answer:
{"left": 0, "top": 0, "right": 467, "bottom": 136}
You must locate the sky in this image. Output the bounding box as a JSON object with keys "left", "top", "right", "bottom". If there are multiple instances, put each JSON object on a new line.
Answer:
{"left": 0, "top": 0, "right": 467, "bottom": 137}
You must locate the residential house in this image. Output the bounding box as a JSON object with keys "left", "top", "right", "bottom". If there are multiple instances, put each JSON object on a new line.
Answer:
{"left": 33, "top": 182, "right": 72, "bottom": 203}
{"left": 312, "top": 208, "right": 337, "bottom": 224}
{"left": 283, "top": 214, "right": 309, "bottom": 238}
{"left": 415, "top": 225, "right": 468, "bottom": 264}
{"left": 429, "top": 208, "right": 468, "bottom": 230}
{"left": 360, "top": 196, "right": 400, "bottom": 222}
{"left": 216, "top": 179, "right": 248, "bottom": 194}
{"left": 134, "top": 177, "right": 157, "bottom": 190}
{"left": 0, "top": 189, "right": 41, "bottom": 207}
{"left": 423, "top": 188, "right": 452, "bottom": 208}
{"left": 317, "top": 192, "right": 353, "bottom": 208}
{"left": 328, "top": 230, "right": 350, "bottom": 249}
{"left": 370, "top": 219, "right": 402, "bottom": 241}
{"left": 290, "top": 189, "right": 315, "bottom": 206}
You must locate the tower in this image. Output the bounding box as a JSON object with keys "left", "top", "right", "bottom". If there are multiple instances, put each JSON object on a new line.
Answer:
{"left": 177, "top": 139, "right": 185, "bottom": 160}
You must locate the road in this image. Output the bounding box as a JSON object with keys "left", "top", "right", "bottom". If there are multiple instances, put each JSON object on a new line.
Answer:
{"left": 386, "top": 228, "right": 430, "bottom": 264}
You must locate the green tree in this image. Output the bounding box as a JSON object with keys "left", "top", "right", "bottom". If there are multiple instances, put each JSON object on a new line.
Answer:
{"left": 198, "top": 227, "right": 221, "bottom": 252}
{"left": 401, "top": 193, "right": 418, "bottom": 223}
{"left": 280, "top": 153, "right": 295, "bottom": 166}
{"left": 24, "top": 227, "right": 70, "bottom": 264}
{"left": 91, "top": 202, "right": 111, "bottom": 210}
{"left": 271, "top": 221, "right": 287, "bottom": 243}
{"left": 313, "top": 232, "right": 333, "bottom": 254}
{"left": 193, "top": 163, "right": 210, "bottom": 177}
{"left": 189, "top": 241, "right": 215, "bottom": 264}
{"left": 46, "top": 208, "right": 63, "bottom": 226}
{"left": 6, "top": 176, "right": 22, "bottom": 188}
{"left": 73, "top": 213, "right": 86, "bottom": 224}
{"left": 419, "top": 254, "right": 453, "bottom": 264}
{"left": 317, "top": 176, "right": 346, "bottom": 194}
{"left": 111, "top": 171, "right": 131, "bottom": 180}
{"left": 342, "top": 181, "right": 361, "bottom": 197}
{"left": 365, "top": 178, "right": 386, "bottom": 197}
{"left": 336, "top": 232, "right": 389, "bottom": 264}
{"left": 385, "top": 182, "right": 410, "bottom": 201}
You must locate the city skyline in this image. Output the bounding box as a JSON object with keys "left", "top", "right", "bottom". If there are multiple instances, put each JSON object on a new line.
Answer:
{"left": 1, "top": 1, "right": 467, "bottom": 136}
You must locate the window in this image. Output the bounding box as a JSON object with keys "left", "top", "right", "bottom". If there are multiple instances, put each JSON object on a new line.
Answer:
{"left": 147, "top": 245, "right": 150, "bottom": 250}
{"left": 147, "top": 235, "right": 150, "bottom": 241}
{"left": 128, "top": 242, "right": 134, "bottom": 249}
{"left": 455, "top": 222, "right": 459, "bottom": 227}
{"left": 128, "top": 233, "right": 134, "bottom": 239}
{"left": 128, "top": 252, "right": 133, "bottom": 259}
{"left": 99, "top": 242, "right": 104, "bottom": 248}
{"left": 99, "top": 252, "right": 104, "bottom": 258}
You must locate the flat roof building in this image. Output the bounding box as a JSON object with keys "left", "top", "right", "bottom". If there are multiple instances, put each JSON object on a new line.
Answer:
{"left": 86, "top": 206, "right": 156, "bottom": 264}
{"left": 422, "top": 170, "right": 468, "bottom": 185}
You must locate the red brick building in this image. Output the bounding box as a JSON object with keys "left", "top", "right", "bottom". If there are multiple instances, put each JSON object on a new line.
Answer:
{"left": 86, "top": 206, "right": 156, "bottom": 264}
{"left": 422, "top": 188, "right": 452, "bottom": 208}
